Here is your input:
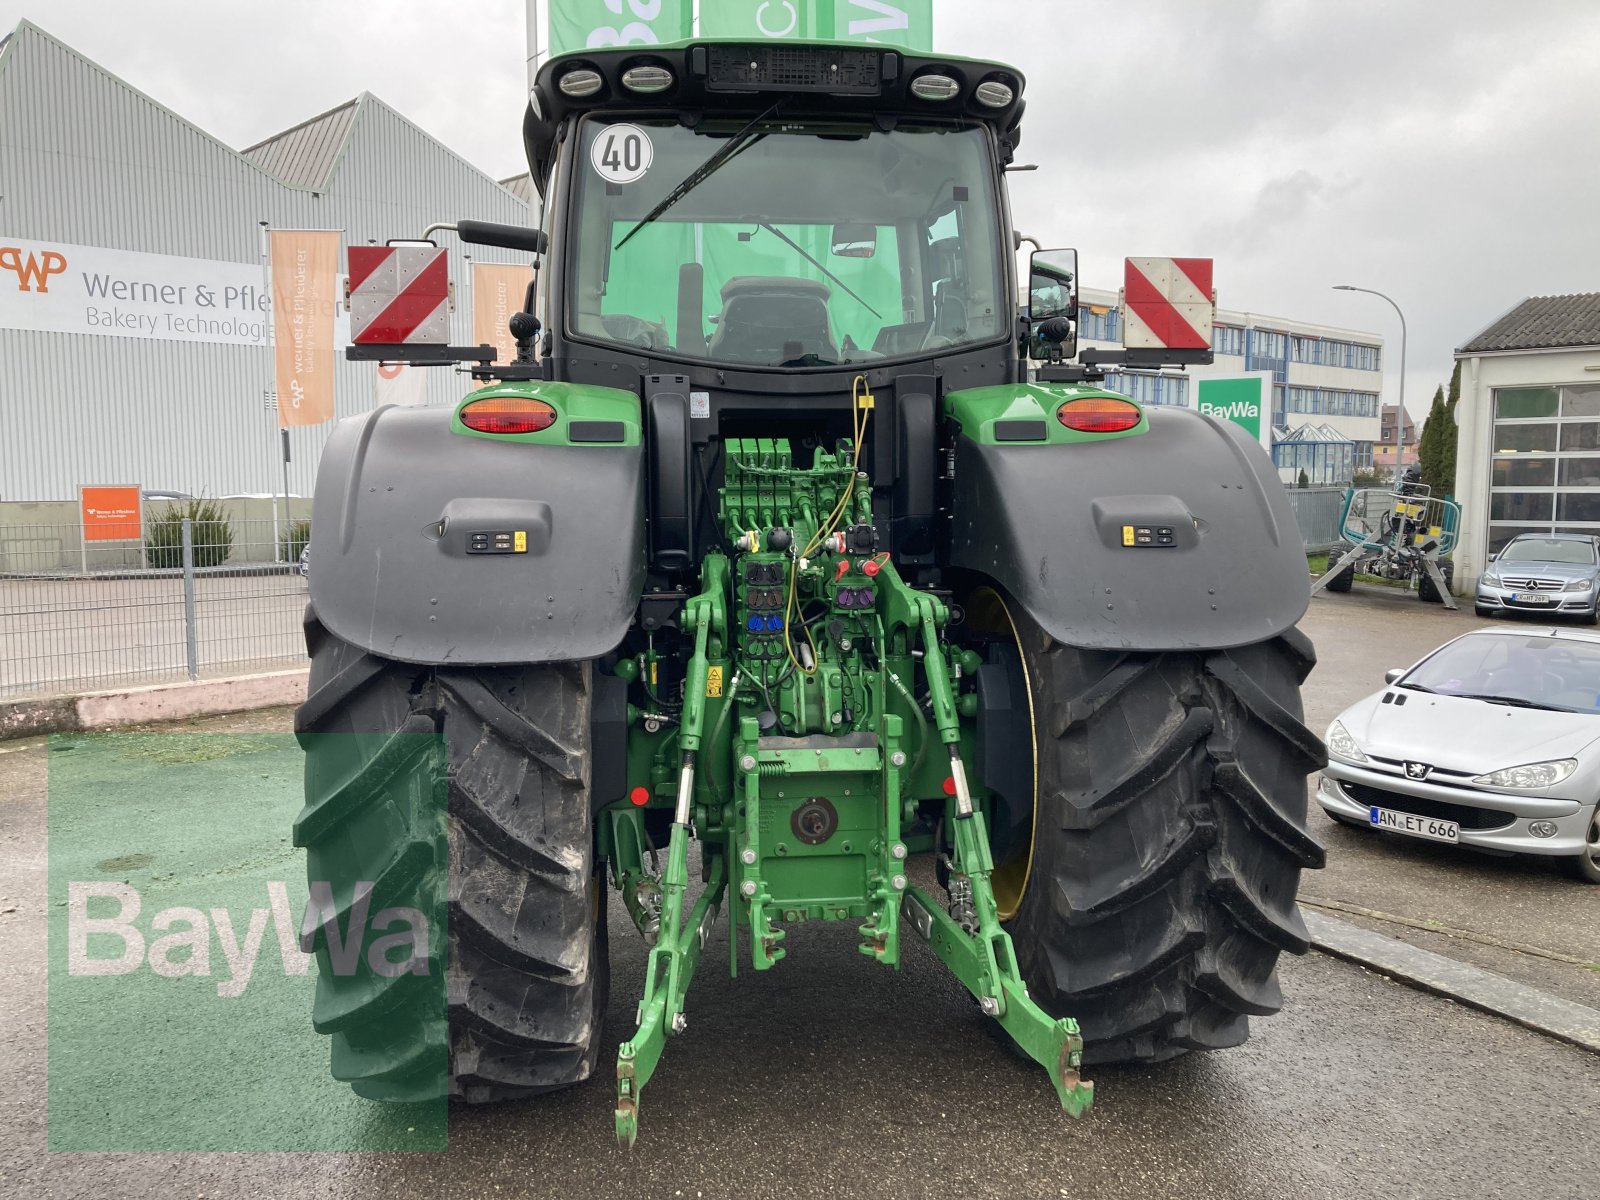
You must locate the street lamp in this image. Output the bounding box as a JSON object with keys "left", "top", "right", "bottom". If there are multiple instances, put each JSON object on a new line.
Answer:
{"left": 1333, "top": 284, "right": 1407, "bottom": 481}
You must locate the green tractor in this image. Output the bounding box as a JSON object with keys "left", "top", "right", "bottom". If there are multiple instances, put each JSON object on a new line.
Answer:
{"left": 295, "top": 40, "right": 1326, "bottom": 1145}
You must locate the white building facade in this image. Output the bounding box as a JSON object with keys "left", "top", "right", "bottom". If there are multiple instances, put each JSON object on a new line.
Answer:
{"left": 1452, "top": 294, "right": 1600, "bottom": 589}
{"left": 1076, "top": 285, "right": 1385, "bottom": 484}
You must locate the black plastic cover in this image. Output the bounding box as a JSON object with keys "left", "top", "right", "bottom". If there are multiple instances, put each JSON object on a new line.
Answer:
{"left": 950, "top": 407, "right": 1309, "bottom": 651}
{"left": 307, "top": 406, "right": 645, "bottom": 665}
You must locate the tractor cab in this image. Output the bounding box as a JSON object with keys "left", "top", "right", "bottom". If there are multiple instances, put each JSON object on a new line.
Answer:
{"left": 522, "top": 42, "right": 1026, "bottom": 389}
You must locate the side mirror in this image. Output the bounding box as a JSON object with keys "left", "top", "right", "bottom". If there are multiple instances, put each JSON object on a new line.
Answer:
{"left": 455, "top": 220, "right": 548, "bottom": 255}
{"left": 830, "top": 223, "right": 876, "bottom": 258}
{"left": 1027, "top": 247, "right": 1078, "bottom": 361}
{"left": 1384, "top": 668, "right": 1405, "bottom": 685}
{"left": 1487, "top": 553, "right": 1498, "bottom": 563}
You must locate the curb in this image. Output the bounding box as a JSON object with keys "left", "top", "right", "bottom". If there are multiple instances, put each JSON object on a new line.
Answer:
{"left": 1303, "top": 907, "right": 1600, "bottom": 1054}
{"left": 0, "top": 669, "right": 309, "bottom": 741}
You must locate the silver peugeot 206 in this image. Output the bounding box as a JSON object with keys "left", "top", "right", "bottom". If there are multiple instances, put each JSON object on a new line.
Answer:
{"left": 1318, "top": 626, "right": 1600, "bottom": 882}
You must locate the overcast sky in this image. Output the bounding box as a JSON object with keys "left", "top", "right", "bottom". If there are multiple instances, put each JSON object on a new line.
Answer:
{"left": 9, "top": 0, "right": 1599, "bottom": 417}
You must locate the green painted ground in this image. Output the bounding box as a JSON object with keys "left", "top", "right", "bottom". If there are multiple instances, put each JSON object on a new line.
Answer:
{"left": 46, "top": 732, "right": 446, "bottom": 1151}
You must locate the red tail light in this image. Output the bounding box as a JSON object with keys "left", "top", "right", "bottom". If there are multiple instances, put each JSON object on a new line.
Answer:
{"left": 460, "top": 396, "right": 557, "bottom": 434}
{"left": 1056, "top": 397, "right": 1141, "bottom": 433}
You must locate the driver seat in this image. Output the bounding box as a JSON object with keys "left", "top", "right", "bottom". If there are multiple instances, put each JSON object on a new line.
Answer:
{"left": 708, "top": 276, "right": 837, "bottom": 364}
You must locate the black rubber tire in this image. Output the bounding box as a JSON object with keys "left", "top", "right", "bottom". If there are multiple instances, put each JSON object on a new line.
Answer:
{"left": 294, "top": 613, "right": 606, "bottom": 1103}
{"left": 1002, "top": 606, "right": 1327, "bottom": 1065}
{"left": 1569, "top": 806, "right": 1600, "bottom": 883}
{"left": 1417, "top": 559, "right": 1454, "bottom": 604}
{"left": 1475, "top": 605, "right": 1496, "bottom": 619}
{"left": 1323, "top": 563, "right": 1355, "bottom": 593}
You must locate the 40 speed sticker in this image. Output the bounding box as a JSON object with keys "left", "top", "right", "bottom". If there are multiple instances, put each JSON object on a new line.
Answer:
{"left": 591, "top": 124, "right": 654, "bottom": 184}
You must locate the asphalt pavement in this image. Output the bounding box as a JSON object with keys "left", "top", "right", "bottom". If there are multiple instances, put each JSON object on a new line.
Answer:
{"left": 4, "top": 585, "right": 1598, "bottom": 1199}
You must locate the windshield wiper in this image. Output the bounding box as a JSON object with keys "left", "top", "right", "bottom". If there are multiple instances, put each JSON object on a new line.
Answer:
{"left": 1398, "top": 682, "right": 1436, "bottom": 693}
{"left": 758, "top": 223, "right": 882, "bottom": 319}
{"left": 1449, "top": 693, "right": 1579, "bottom": 712}
{"left": 614, "top": 101, "right": 784, "bottom": 251}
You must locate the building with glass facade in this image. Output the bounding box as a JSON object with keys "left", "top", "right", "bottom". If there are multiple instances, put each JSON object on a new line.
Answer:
{"left": 1076, "top": 286, "right": 1385, "bottom": 480}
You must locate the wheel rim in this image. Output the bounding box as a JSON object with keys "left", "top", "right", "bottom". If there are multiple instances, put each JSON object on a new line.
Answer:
{"left": 1587, "top": 808, "right": 1600, "bottom": 870}
{"left": 962, "top": 586, "right": 1037, "bottom": 921}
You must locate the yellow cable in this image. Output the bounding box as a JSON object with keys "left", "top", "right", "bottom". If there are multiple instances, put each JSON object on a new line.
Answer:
{"left": 786, "top": 375, "right": 872, "bottom": 677}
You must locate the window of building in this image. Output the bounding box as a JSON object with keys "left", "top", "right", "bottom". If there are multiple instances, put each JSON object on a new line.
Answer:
{"left": 1214, "top": 325, "right": 1245, "bottom": 356}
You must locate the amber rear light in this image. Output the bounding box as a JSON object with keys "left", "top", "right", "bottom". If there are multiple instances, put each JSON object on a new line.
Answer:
{"left": 460, "top": 396, "right": 557, "bottom": 434}
{"left": 1056, "top": 397, "right": 1141, "bottom": 433}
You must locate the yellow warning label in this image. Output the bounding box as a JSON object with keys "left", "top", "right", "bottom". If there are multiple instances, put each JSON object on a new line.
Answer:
{"left": 706, "top": 665, "right": 724, "bottom": 698}
{"left": 513, "top": 530, "right": 528, "bottom": 553}
{"left": 1122, "top": 525, "right": 1135, "bottom": 547}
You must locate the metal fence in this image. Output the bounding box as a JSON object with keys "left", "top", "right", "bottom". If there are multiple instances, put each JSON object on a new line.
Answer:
{"left": 2, "top": 485, "right": 1357, "bottom": 703}
{"left": 0, "top": 518, "right": 308, "bottom": 702}
{"left": 1284, "top": 486, "right": 1348, "bottom": 554}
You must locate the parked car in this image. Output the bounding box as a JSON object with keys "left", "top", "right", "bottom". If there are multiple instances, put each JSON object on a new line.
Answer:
{"left": 298, "top": 542, "right": 311, "bottom": 582}
{"left": 1475, "top": 532, "right": 1600, "bottom": 624}
{"left": 1319, "top": 626, "right": 1600, "bottom": 883}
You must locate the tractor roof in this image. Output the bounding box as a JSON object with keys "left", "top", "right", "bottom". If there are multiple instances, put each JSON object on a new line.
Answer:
{"left": 523, "top": 40, "right": 1026, "bottom": 198}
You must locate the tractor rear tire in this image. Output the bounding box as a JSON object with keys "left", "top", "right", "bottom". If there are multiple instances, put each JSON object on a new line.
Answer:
{"left": 1417, "top": 559, "right": 1454, "bottom": 604}
{"left": 999, "top": 601, "right": 1326, "bottom": 1065}
{"left": 1323, "top": 563, "right": 1355, "bottom": 593}
{"left": 294, "top": 614, "right": 607, "bottom": 1103}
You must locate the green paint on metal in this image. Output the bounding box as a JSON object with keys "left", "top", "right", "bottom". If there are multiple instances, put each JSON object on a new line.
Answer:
{"left": 450, "top": 380, "right": 642, "bottom": 446}
{"left": 606, "top": 419, "right": 1090, "bottom": 1143}
{"left": 945, "top": 382, "right": 1149, "bottom": 445}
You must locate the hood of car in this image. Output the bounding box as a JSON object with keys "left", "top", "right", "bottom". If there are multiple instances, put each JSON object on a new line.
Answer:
{"left": 1337, "top": 690, "right": 1600, "bottom": 775}
{"left": 1489, "top": 559, "right": 1598, "bottom": 582}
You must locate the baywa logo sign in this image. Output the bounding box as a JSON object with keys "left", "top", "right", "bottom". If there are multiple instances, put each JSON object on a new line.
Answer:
{"left": 67, "top": 879, "right": 432, "bottom": 999}
{"left": 0, "top": 244, "right": 68, "bottom": 292}
{"left": 48, "top": 731, "right": 447, "bottom": 1151}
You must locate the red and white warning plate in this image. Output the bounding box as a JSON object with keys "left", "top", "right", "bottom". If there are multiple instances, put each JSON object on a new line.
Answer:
{"left": 348, "top": 245, "right": 449, "bottom": 345}
{"left": 1122, "top": 257, "right": 1214, "bottom": 350}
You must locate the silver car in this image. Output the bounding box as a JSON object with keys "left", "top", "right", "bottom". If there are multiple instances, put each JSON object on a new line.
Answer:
{"left": 1319, "top": 626, "right": 1600, "bottom": 882}
{"left": 1475, "top": 532, "right": 1600, "bottom": 623}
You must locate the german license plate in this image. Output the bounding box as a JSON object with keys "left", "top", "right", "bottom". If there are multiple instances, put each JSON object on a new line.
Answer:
{"left": 1513, "top": 592, "right": 1552, "bottom": 604}
{"left": 1369, "top": 806, "right": 1459, "bottom": 843}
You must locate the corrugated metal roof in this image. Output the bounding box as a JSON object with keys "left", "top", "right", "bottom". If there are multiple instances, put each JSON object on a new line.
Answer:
{"left": 241, "top": 98, "right": 359, "bottom": 190}
{"left": 1457, "top": 293, "right": 1600, "bottom": 354}
{"left": 498, "top": 173, "right": 534, "bottom": 203}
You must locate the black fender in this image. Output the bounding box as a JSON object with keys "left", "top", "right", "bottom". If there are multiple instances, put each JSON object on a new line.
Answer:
{"left": 307, "top": 405, "right": 645, "bottom": 665}
{"left": 950, "top": 407, "right": 1308, "bottom": 651}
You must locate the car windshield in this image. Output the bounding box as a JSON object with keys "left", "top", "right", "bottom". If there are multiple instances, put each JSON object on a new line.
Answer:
{"left": 1401, "top": 632, "right": 1600, "bottom": 714}
{"left": 566, "top": 116, "right": 1007, "bottom": 368}
{"left": 1500, "top": 538, "right": 1596, "bottom": 565}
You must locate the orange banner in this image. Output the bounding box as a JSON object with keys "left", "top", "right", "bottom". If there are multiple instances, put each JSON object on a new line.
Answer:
{"left": 270, "top": 230, "right": 340, "bottom": 427}
{"left": 81, "top": 486, "right": 142, "bottom": 542}
{"left": 472, "top": 262, "right": 532, "bottom": 373}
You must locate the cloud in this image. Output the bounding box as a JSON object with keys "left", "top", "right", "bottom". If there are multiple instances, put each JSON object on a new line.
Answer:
{"left": 13, "top": 0, "right": 1600, "bottom": 413}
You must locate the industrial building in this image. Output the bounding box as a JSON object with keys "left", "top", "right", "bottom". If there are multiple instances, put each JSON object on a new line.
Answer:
{"left": 0, "top": 20, "right": 532, "bottom": 503}
{"left": 1077, "top": 285, "right": 1386, "bottom": 485}
{"left": 1452, "top": 293, "right": 1600, "bottom": 586}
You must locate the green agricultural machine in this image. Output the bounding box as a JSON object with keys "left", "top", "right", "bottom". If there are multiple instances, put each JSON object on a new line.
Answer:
{"left": 295, "top": 39, "right": 1326, "bottom": 1145}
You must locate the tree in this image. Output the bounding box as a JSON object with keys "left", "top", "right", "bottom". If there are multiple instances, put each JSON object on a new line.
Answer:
{"left": 1418, "top": 386, "right": 1446, "bottom": 493}
{"left": 1440, "top": 361, "right": 1461, "bottom": 498}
